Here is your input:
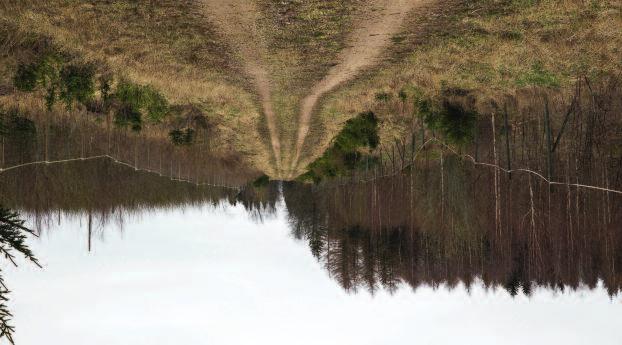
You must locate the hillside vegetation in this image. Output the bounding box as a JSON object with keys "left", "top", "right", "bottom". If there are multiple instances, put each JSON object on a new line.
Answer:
{"left": 311, "top": 0, "right": 622, "bottom": 169}
{"left": 0, "top": 0, "right": 269, "bottom": 171}
{"left": 1, "top": 0, "right": 621, "bottom": 180}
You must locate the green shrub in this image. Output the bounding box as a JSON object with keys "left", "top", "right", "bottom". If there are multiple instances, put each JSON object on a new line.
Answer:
{"left": 297, "top": 169, "right": 321, "bottom": 184}
{"left": 375, "top": 91, "right": 392, "bottom": 102}
{"left": 115, "top": 81, "right": 169, "bottom": 123}
{"left": 115, "top": 81, "right": 144, "bottom": 109}
{"left": 13, "top": 64, "right": 39, "bottom": 92}
{"left": 302, "top": 111, "right": 380, "bottom": 183}
{"left": 13, "top": 53, "right": 63, "bottom": 92}
{"left": 35, "top": 53, "right": 62, "bottom": 85}
{"left": 114, "top": 105, "right": 142, "bottom": 132}
{"left": 12, "top": 54, "right": 98, "bottom": 109}
{"left": 334, "top": 111, "right": 379, "bottom": 152}
{"left": 142, "top": 86, "right": 169, "bottom": 122}
{"left": 252, "top": 174, "right": 270, "bottom": 188}
{"left": 59, "top": 63, "right": 96, "bottom": 108}
{"left": 419, "top": 100, "right": 477, "bottom": 145}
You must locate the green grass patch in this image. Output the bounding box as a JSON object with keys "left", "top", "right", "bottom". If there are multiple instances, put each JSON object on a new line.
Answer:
{"left": 515, "top": 62, "right": 560, "bottom": 88}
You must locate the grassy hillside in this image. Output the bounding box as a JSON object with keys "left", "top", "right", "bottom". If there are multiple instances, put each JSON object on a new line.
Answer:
{"left": 0, "top": 0, "right": 272, "bottom": 171}
{"left": 1, "top": 0, "right": 620, "bottom": 179}
{"left": 310, "top": 0, "right": 622, "bottom": 167}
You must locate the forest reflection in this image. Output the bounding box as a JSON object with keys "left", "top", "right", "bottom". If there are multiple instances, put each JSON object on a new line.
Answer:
{"left": 1, "top": 154, "right": 620, "bottom": 297}
{"left": 284, "top": 163, "right": 621, "bottom": 297}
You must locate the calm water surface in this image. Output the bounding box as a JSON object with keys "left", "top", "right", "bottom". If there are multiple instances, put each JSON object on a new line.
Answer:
{"left": 4, "top": 199, "right": 621, "bottom": 345}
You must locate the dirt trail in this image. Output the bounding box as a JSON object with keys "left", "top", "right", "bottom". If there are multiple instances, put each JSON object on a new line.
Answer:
{"left": 289, "top": 0, "right": 426, "bottom": 175}
{"left": 200, "top": 0, "right": 282, "bottom": 173}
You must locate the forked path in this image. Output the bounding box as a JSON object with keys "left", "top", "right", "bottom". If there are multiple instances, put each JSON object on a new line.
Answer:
{"left": 200, "top": 0, "right": 282, "bottom": 173}
{"left": 289, "top": 0, "right": 428, "bottom": 175}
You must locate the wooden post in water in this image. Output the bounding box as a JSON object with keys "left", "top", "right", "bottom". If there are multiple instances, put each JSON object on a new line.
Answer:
{"left": 1, "top": 136, "right": 4, "bottom": 169}
{"left": 107, "top": 110, "right": 112, "bottom": 154}
{"left": 544, "top": 96, "right": 554, "bottom": 185}
{"left": 147, "top": 140, "right": 150, "bottom": 170}
{"left": 473, "top": 119, "right": 479, "bottom": 162}
{"left": 379, "top": 147, "right": 384, "bottom": 176}
{"left": 504, "top": 104, "right": 512, "bottom": 179}
{"left": 45, "top": 114, "right": 49, "bottom": 161}
{"left": 391, "top": 146, "right": 395, "bottom": 174}
{"left": 134, "top": 135, "right": 138, "bottom": 168}
{"left": 87, "top": 212, "right": 92, "bottom": 252}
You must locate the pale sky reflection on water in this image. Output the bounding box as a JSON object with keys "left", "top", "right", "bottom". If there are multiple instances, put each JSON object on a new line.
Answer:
{"left": 4, "top": 203, "right": 621, "bottom": 345}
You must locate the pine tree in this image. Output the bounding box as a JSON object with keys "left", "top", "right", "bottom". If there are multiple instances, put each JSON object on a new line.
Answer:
{"left": 0, "top": 207, "right": 40, "bottom": 344}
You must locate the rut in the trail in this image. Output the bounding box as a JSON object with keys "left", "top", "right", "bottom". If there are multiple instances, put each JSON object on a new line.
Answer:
{"left": 289, "top": 0, "right": 427, "bottom": 175}
{"left": 201, "top": 0, "right": 282, "bottom": 173}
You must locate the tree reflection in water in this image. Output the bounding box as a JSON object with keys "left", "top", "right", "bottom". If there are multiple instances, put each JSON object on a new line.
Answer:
{"left": 283, "top": 161, "right": 621, "bottom": 296}
{"left": 1, "top": 154, "right": 620, "bottom": 297}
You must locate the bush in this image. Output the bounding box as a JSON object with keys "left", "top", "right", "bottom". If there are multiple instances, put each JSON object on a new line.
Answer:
{"left": 375, "top": 91, "right": 392, "bottom": 102}
{"left": 252, "top": 174, "right": 270, "bottom": 188}
{"left": 13, "top": 64, "right": 39, "bottom": 92}
{"left": 59, "top": 63, "right": 96, "bottom": 108}
{"left": 334, "top": 111, "right": 379, "bottom": 152}
{"left": 302, "top": 111, "right": 380, "bottom": 183}
{"left": 114, "top": 105, "right": 142, "bottom": 132}
{"left": 419, "top": 99, "right": 476, "bottom": 145}
{"left": 115, "top": 81, "right": 169, "bottom": 123}
{"left": 142, "top": 86, "right": 169, "bottom": 122}
{"left": 12, "top": 54, "right": 98, "bottom": 109}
